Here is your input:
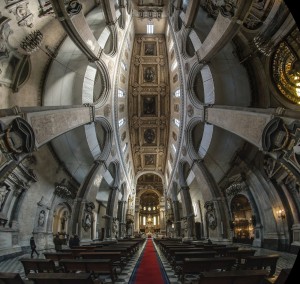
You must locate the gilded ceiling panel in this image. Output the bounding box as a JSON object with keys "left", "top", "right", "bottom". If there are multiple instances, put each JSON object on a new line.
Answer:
{"left": 129, "top": 35, "right": 169, "bottom": 176}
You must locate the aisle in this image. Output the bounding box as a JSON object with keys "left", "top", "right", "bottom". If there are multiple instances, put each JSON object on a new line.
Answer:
{"left": 129, "top": 238, "right": 169, "bottom": 284}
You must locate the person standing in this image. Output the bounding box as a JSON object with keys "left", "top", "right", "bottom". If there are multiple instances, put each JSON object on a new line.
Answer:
{"left": 30, "top": 236, "right": 39, "bottom": 258}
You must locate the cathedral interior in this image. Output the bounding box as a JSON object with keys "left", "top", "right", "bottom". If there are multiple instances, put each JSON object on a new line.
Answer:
{"left": 0, "top": 0, "right": 299, "bottom": 283}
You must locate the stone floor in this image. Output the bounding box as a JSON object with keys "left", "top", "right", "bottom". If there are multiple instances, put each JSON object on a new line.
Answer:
{"left": 0, "top": 241, "right": 297, "bottom": 284}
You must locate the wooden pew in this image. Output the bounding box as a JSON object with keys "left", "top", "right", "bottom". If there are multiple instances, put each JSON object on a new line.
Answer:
{"left": 227, "top": 249, "right": 256, "bottom": 267}
{"left": 0, "top": 272, "right": 27, "bottom": 284}
{"left": 19, "top": 259, "right": 62, "bottom": 276}
{"left": 27, "top": 272, "right": 101, "bottom": 284}
{"left": 60, "top": 249, "right": 87, "bottom": 258}
{"left": 198, "top": 269, "right": 268, "bottom": 284}
{"left": 172, "top": 251, "right": 217, "bottom": 271}
{"left": 94, "top": 247, "right": 129, "bottom": 261}
{"left": 44, "top": 252, "right": 74, "bottom": 261}
{"left": 59, "top": 259, "right": 117, "bottom": 281}
{"left": 243, "top": 254, "right": 280, "bottom": 277}
{"left": 180, "top": 257, "right": 236, "bottom": 282}
{"left": 264, "top": 268, "right": 292, "bottom": 284}
{"left": 166, "top": 248, "right": 204, "bottom": 262}
{"left": 80, "top": 252, "right": 125, "bottom": 270}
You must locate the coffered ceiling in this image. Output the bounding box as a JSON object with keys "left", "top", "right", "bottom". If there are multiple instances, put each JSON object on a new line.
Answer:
{"left": 128, "top": 34, "right": 170, "bottom": 178}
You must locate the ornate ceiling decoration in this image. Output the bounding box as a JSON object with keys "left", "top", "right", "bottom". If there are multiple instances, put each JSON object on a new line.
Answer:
{"left": 136, "top": 174, "right": 163, "bottom": 195}
{"left": 128, "top": 35, "right": 169, "bottom": 176}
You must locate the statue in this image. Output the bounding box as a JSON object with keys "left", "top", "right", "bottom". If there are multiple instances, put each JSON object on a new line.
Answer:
{"left": 38, "top": 210, "right": 45, "bottom": 227}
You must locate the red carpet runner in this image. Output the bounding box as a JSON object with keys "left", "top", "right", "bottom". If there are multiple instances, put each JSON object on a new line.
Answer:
{"left": 129, "top": 239, "right": 169, "bottom": 284}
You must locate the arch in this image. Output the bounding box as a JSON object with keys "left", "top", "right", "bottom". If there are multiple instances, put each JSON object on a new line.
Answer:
{"left": 180, "top": 28, "right": 194, "bottom": 59}
{"left": 173, "top": 10, "right": 183, "bottom": 32}
{"left": 94, "top": 59, "right": 111, "bottom": 107}
{"left": 178, "top": 160, "right": 191, "bottom": 188}
{"left": 187, "top": 62, "right": 215, "bottom": 106}
{"left": 52, "top": 202, "right": 72, "bottom": 236}
{"left": 108, "top": 160, "right": 121, "bottom": 188}
{"left": 170, "top": 181, "right": 179, "bottom": 200}
{"left": 135, "top": 171, "right": 165, "bottom": 184}
{"left": 185, "top": 117, "right": 203, "bottom": 161}
{"left": 126, "top": 0, "right": 132, "bottom": 14}
{"left": 103, "top": 25, "right": 118, "bottom": 57}
{"left": 94, "top": 117, "right": 113, "bottom": 162}
{"left": 120, "top": 182, "right": 127, "bottom": 200}
{"left": 118, "top": 0, "right": 126, "bottom": 29}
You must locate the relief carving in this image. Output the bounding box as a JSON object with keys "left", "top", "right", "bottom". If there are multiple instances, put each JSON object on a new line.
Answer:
{"left": 5, "top": 0, "right": 34, "bottom": 28}
{"left": 144, "top": 67, "right": 155, "bottom": 82}
{"left": 204, "top": 201, "right": 217, "bottom": 230}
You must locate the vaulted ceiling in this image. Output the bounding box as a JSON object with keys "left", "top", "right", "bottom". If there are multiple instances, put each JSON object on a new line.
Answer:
{"left": 128, "top": 34, "right": 170, "bottom": 178}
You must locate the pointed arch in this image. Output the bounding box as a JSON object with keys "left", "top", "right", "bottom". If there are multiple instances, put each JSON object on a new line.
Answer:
{"left": 178, "top": 160, "right": 191, "bottom": 188}
{"left": 94, "top": 117, "right": 113, "bottom": 162}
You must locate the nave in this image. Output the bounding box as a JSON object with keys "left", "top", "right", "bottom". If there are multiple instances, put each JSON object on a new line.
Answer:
{"left": 0, "top": 238, "right": 297, "bottom": 284}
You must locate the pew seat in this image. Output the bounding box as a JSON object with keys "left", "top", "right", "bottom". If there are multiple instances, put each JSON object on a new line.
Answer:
{"left": 19, "top": 259, "right": 62, "bottom": 276}
{"left": 0, "top": 272, "right": 30, "bottom": 284}
{"left": 243, "top": 254, "right": 279, "bottom": 277}
{"left": 198, "top": 269, "right": 268, "bottom": 284}
{"left": 27, "top": 272, "right": 102, "bottom": 284}
{"left": 180, "top": 257, "right": 236, "bottom": 281}
{"left": 59, "top": 259, "right": 117, "bottom": 281}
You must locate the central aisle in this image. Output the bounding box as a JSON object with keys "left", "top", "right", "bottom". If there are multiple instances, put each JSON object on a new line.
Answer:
{"left": 129, "top": 238, "right": 169, "bottom": 284}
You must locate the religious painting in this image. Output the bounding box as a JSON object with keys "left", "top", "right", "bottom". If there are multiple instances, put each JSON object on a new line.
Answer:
{"left": 142, "top": 96, "right": 156, "bottom": 115}
{"left": 144, "top": 43, "right": 156, "bottom": 56}
{"left": 144, "top": 66, "right": 155, "bottom": 83}
{"left": 144, "top": 154, "right": 156, "bottom": 166}
{"left": 144, "top": 129, "right": 156, "bottom": 144}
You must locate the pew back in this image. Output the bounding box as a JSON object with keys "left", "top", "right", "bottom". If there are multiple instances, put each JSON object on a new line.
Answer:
{"left": 198, "top": 270, "right": 268, "bottom": 284}
{"left": 0, "top": 273, "right": 25, "bottom": 284}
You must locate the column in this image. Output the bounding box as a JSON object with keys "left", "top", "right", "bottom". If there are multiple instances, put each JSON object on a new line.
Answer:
{"left": 160, "top": 208, "right": 166, "bottom": 235}
{"left": 180, "top": 186, "right": 195, "bottom": 242}
{"left": 134, "top": 209, "right": 140, "bottom": 235}
{"left": 172, "top": 200, "right": 181, "bottom": 238}
{"left": 118, "top": 200, "right": 127, "bottom": 239}
{"left": 104, "top": 186, "right": 119, "bottom": 240}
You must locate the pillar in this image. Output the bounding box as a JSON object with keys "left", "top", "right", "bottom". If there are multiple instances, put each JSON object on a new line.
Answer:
{"left": 172, "top": 200, "right": 181, "bottom": 238}
{"left": 180, "top": 186, "right": 195, "bottom": 242}
{"left": 104, "top": 186, "right": 119, "bottom": 240}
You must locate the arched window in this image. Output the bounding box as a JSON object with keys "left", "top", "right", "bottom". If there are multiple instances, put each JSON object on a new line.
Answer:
{"left": 119, "top": 118, "right": 125, "bottom": 127}
{"left": 118, "top": 89, "right": 125, "bottom": 97}
{"left": 122, "top": 143, "right": 128, "bottom": 153}
{"left": 172, "top": 144, "right": 176, "bottom": 153}
{"left": 174, "top": 89, "right": 180, "bottom": 97}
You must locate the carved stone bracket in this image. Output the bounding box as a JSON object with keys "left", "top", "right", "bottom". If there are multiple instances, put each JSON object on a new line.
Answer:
{"left": 5, "top": 0, "right": 34, "bottom": 28}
